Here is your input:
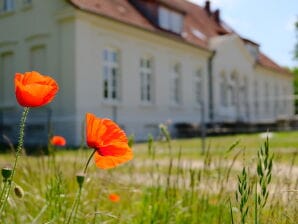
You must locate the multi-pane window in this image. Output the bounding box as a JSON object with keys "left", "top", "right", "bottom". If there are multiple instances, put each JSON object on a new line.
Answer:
{"left": 283, "top": 86, "right": 287, "bottom": 113}
{"left": 194, "top": 69, "right": 203, "bottom": 105}
{"left": 30, "top": 45, "right": 46, "bottom": 73}
{"left": 1, "top": 0, "right": 14, "bottom": 12}
{"left": 171, "top": 63, "right": 182, "bottom": 105}
{"left": 274, "top": 83, "right": 279, "bottom": 116}
{"left": 0, "top": 52, "right": 14, "bottom": 104}
{"left": 103, "top": 48, "right": 120, "bottom": 101}
{"left": 264, "top": 82, "right": 269, "bottom": 113}
{"left": 230, "top": 73, "right": 237, "bottom": 106}
{"left": 140, "top": 57, "right": 153, "bottom": 103}
{"left": 220, "top": 72, "right": 227, "bottom": 107}
{"left": 254, "top": 80, "right": 259, "bottom": 116}
{"left": 158, "top": 6, "right": 183, "bottom": 34}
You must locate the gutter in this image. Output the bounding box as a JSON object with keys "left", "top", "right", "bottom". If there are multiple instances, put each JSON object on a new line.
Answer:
{"left": 208, "top": 50, "right": 216, "bottom": 123}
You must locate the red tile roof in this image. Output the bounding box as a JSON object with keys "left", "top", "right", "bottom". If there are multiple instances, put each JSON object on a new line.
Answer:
{"left": 69, "top": 0, "right": 291, "bottom": 75}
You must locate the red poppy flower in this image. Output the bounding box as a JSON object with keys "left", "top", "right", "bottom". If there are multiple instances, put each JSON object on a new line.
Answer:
{"left": 86, "top": 113, "right": 133, "bottom": 169}
{"left": 15, "top": 71, "right": 59, "bottom": 107}
{"left": 109, "top": 193, "right": 120, "bottom": 202}
{"left": 50, "top": 135, "right": 66, "bottom": 147}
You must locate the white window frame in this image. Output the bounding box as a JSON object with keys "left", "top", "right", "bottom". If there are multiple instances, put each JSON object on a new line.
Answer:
{"left": 220, "top": 72, "right": 227, "bottom": 107}
{"left": 102, "top": 48, "right": 120, "bottom": 102}
{"left": 264, "top": 82, "right": 269, "bottom": 113}
{"left": 1, "top": 0, "right": 14, "bottom": 12}
{"left": 170, "top": 63, "right": 182, "bottom": 105}
{"left": 158, "top": 6, "right": 183, "bottom": 34}
{"left": 254, "top": 80, "right": 259, "bottom": 117}
{"left": 140, "top": 56, "right": 153, "bottom": 104}
{"left": 194, "top": 69, "right": 203, "bottom": 106}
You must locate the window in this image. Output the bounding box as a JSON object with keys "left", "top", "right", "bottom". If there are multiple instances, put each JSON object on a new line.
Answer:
{"left": 254, "top": 80, "right": 259, "bottom": 116}
{"left": 264, "top": 82, "right": 269, "bottom": 113}
{"left": 0, "top": 52, "right": 14, "bottom": 105}
{"left": 1, "top": 0, "right": 14, "bottom": 12}
{"left": 274, "top": 84, "right": 279, "bottom": 116}
{"left": 158, "top": 6, "right": 183, "bottom": 34}
{"left": 283, "top": 86, "right": 287, "bottom": 113}
{"left": 30, "top": 45, "right": 46, "bottom": 73}
{"left": 220, "top": 72, "right": 227, "bottom": 107}
{"left": 140, "top": 57, "right": 153, "bottom": 103}
{"left": 194, "top": 69, "right": 203, "bottom": 105}
{"left": 103, "top": 48, "right": 120, "bottom": 101}
{"left": 22, "top": 0, "right": 32, "bottom": 7}
{"left": 170, "top": 63, "right": 182, "bottom": 105}
{"left": 23, "top": 0, "right": 32, "bottom": 4}
{"left": 229, "top": 73, "right": 237, "bottom": 106}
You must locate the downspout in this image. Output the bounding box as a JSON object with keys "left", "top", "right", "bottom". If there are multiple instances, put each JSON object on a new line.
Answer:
{"left": 208, "top": 50, "right": 216, "bottom": 124}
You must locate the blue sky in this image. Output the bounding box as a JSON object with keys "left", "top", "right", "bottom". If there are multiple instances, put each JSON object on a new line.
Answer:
{"left": 188, "top": 0, "right": 298, "bottom": 68}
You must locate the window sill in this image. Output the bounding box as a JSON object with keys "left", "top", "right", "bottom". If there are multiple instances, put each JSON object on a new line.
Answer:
{"left": 21, "top": 3, "right": 33, "bottom": 11}
{"left": 101, "top": 99, "right": 121, "bottom": 107}
{"left": 0, "top": 10, "right": 14, "bottom": 18}
{"left": 169, "top": 103, "right": 183, "bottom": 110}
{"left": 139, "top": 102, "right": 155, "bottom": 108}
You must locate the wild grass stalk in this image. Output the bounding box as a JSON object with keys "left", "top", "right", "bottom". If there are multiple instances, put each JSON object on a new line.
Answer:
{"left": 254, "top": 137, "right": 273, "bottom": 224}
{"left": 0, "top": 107, "right": 30, "bottom": 217}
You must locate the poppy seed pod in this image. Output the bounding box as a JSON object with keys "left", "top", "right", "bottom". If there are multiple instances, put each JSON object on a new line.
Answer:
{"left": 76, "top": 173, "right": 86, "bottom": 189}
{"left": 14, "top": 185, "right": 24, "bottom": 198}
{"left": 1, "top": 167, "right": 13, "bottom": 181}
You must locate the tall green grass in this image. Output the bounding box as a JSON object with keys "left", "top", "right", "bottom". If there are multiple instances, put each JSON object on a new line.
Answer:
{"left": 0, "top": 131, "right": 297, "bottom": 223}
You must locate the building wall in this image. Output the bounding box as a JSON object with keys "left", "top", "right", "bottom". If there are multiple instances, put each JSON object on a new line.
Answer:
{"left": 210, "top": 35, "right": 255, "bottom": 123}
{"left": 74, "top": 12, "right": 211, "bottom": 141}
{"left": 0, "top": 0, "right": 79, "bottom": 145}
{"left": 210, "top": 34, "right": 294, "bottom": 125}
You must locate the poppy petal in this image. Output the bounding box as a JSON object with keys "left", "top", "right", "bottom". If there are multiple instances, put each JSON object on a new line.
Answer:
{"left": 50, "top": 136, "right": 66, "bottom": 147}
{"left": 14, "top": 71, "right": 59, "bottom": 107}
{"left": 94, "top": 145, "right": 133, "bottom": 169}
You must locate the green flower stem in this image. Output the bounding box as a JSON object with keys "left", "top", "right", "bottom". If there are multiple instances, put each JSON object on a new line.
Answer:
{"left": 83, "top": 149, "right": 96, "bottom": 174}
{"left": 0, "top": 107, "right": 29, "bottom": 216}
{"left": 66, "top": 187, "right": 82, "bottom": 224}
{"left": 66, "top": 149, "right": 96, "bottom": 223}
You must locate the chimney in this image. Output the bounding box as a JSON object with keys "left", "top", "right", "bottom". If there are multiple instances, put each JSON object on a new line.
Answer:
{"left": 204, "top": 0, "right": 211, "bottom": 15}
{"left": 213, "top": 9, "right": 220, "bottom": 23}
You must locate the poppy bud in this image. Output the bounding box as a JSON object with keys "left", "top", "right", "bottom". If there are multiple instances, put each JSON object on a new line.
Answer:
{"left": 1, "top": 167, "right": 12, "bottom": 181}
{"left": 76, "top": 173, "right": 85, "bottom": 189}
{"left": 14, "top": 185, "right": 24, "bottom": 198}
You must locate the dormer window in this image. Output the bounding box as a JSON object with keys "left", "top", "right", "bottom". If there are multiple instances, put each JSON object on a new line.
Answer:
{"left": 245, "top": 43, "right": 259, "bottom": 60}
{"left": 158, "top": 6, "right": 183, "bottom": 34}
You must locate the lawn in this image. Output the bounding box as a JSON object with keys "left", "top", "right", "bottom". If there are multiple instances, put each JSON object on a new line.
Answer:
{"left": 0, "top": 131, "right": 297, "bottom": 223}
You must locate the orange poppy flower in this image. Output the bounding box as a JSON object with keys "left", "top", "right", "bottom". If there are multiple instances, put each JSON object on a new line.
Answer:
{"left": 86, "top": 113, "right": 133, "bottom": 169}
{"left": 50, "top": 135, "right": 66, "bottom": 147}
{"left": 109, "top": 193, "right": 120, "bottom": 202}
{"left": 15, "top": 71, "right": 59, "bottom": 107}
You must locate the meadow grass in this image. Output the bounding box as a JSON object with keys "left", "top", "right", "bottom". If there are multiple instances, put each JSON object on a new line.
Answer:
{"left": 0, "top": 131, "right": 297, "bottom": 223}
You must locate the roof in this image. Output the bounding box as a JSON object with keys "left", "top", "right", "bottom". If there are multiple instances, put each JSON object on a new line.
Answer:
{"left": 69, "top": 0, "right": 291, "bottom": 75}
